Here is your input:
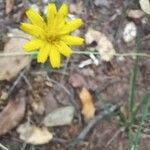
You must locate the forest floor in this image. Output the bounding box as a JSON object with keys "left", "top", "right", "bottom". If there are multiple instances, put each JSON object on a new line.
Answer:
{"left": 0, "top": 0, "right": 150, "bottom": 150}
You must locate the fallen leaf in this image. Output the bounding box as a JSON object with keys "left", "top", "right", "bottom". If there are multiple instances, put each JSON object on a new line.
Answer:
{"left": 85, "top": 28, "right": 116, "bottom": 61}
{"left": 0, "top": 97, "right": 26, "bottom": 136}
{"left": 127, "top": 9, "right": 145, "bottom": 18}
{"left": 0, "top": 29, "right": 31, "bottom": 81}
{"left": 43, "top": 106, "right": 75, "bottom": 127}
{"left": 123, "top": 22, "right": 137, "bottom": 43}
{"left": 69, "top": 72, "right": 88, "bottom": 88}
{"left": 139, "top": 0, "right": 150, "bottom": 15}
{"left": 17, "top": 123, "right": 53, "bottom": 145}
{"left": 43, "top": 92, "right": 58, "bottom": 114}
{"left": 85, "top": 28, "right": 100, "bottom": 45}
{"left": 79, "top": 88, "right": 96, "bottom": 121}
{"left": 5, "top": 0, "right": 14, "bottom": 14}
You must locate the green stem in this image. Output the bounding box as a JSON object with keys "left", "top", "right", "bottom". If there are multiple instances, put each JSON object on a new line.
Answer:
{"left": 128, "top": 27, "right": 142, "bottom": 149}
{"left": 0, "top": 51, "right": 150, "bottom": 58}
{"left": 128, "top": 54, "right": 139, "bottom": 124}
{"left": 128, "top": 53, "right": 139, "bottom": 147}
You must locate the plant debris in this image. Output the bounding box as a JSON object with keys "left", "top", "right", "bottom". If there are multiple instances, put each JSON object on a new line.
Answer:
{"left": 17, "top": 123, "right": 53, "bottom": 145}
{"left": 0, "top": 97, "right": 26, "bottom": 136}
{"left": 79, "top": 87, "right": 96, "bottom": 121}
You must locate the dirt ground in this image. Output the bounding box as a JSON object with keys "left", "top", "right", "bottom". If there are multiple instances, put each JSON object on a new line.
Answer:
{"left": 0, "top": 0, "right": 150, "bottom": 150}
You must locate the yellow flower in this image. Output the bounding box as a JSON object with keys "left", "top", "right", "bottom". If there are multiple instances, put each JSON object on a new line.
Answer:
{"left": 20, "top": 3, "right": 84, "bottom": 68}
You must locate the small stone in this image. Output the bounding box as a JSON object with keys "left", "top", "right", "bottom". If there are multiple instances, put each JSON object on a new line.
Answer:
{"left": 43, "top": 106, "right": 75, "bottom": 127}
{"left": 123, "top": 22, "right": 137, "bottom": 43}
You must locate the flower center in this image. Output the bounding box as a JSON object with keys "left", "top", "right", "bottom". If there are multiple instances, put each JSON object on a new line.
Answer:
{"left": 47, "top": 35, "right": 57, "bottom": 43}
{"left": 45, "top": 29, "right": 60, "bottom": 44}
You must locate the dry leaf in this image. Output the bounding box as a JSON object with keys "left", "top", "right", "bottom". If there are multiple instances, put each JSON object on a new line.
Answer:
{"left": 69, "top": 72, "right": 88, "bottom": 88}
{"left": 85, "top": 28, "right": 116, "bottom": 61}
{"left": 79, "top": 88, "right": 96, "bottom": 121}
{"left": 139, "top": 0, "right": 150, "bottom": 15}
{"left": 0, "top": 29, "right": 31, "bottom": 81}
{"left": 0, "top": 97, "right": 26, "bottom": 136}
{"left": 17, "top": 123, "right": 53, "bottom": 145}
{"left": 127, "top": 9, "right": 145, "bottom": 18}
{"left": 43, "top": 92, "right": 58, "bottom": 114}
{"left": 43, "top": 106, "right": 75, "bottom": 127}
{"left": 5, "top": 0, "right": 14, "bottom": 14}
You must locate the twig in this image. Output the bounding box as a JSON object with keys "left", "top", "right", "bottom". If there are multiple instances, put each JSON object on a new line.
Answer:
{"left": 0, "top": 52, "right": 38, "bottom": 57}
{"left": 21, "top": 74, "right": 33, "bottom": 90}
{"left": 0, "top": 51, "right": 150, "bottom": 58}
{"left": 70, "top": 105, "right": 118, "bottom": 147}
{"left": 0, "top": 143, "right": 9, "bottom": 150}
{"left": 5, "top": 69, "right": 26, "bottom": 100}
{"left": 106, "top": 127, "right": 125, "bottom": 146}
{"left": 3, "top": 69, "right": 31, "bottom": 100}
{"left": 52, "top": 137, "right": 67, "bottom": 144}
{"left": 20, "top": 117, "right": 31, "bottom": 150}
{"left": 31, "top": 70, "right": 68, "bottom": 76}
{"left": 60, "top": 57, "right": 70, "bottom": 82}
{"left": 46, "top": 75, "right": 79, "bottom": 111}
{"left": 46, "top": 74, "right": 82, "bottom": 125}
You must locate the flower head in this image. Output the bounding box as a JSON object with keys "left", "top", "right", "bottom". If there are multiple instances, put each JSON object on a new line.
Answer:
{"left": 20, "top": 3, "right": 84, "bottom": 68}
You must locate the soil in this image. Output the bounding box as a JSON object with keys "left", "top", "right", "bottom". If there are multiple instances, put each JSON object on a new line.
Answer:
{"left": 0, "top": 0, "right": 150, "bottom": 150}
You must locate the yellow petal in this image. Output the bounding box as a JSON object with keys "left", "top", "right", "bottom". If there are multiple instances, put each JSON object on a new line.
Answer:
{"left": 61, "top": 35, "right": 84, "bottom": 46}
{"left": 37, "top": 44, "right": 49, "bottom": 63}
{"left": 54, "top": 4, "right": 68, "bottom": 29}
{"left": 57, "top": 3, "right": 68, "bottom": 17}
{"left": 57, "top": 41, "right": 72, "bottom": 57}
{"left": 20, "top": 23, "right": 45, "bottom": 38}
{"left": 26, "top": 8, "right": 46, "bottom": 28}
{"left": 23, "top": 39, "right": 45, "bottom": 51}
{"left": 47, "top": 3, "right": 57, "bottom": 28}
{"left": 49, "top": 45, "right": 61, "bottom": 68}
{"left": 60, "top": 19, "right": 83, "bottom": 34}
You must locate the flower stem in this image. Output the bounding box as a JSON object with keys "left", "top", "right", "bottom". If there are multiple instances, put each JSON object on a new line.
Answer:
{"left": 0, "top": 51, "right": 149, "bottom": 58}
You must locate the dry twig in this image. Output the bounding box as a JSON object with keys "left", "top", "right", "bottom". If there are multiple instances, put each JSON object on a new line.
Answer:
{"left": 69, "top": 105, "right": 118, "bottom": 147}
{"left": 0, "top": 143, "right": 9, "bottom": 150}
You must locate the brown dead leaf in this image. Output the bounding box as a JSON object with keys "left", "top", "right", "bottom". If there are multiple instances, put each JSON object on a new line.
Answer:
{"left": 0, "top": 97, "right": 26, "bottom": 136}
{"left": 69, "top": 72, "right": 88, "bottom": 88}
{"left": 5, "top": 0, "right": 15, "bottom": 14}
{"left": 79, "top": 88, "right": 96, "bottom": 121}
{"left": 85, "top": 28, "right": 116, "bottom": 61}
{"left": 17, "top": 123, "right": 53, "bottom": 145}
{"left": 0, "top": 29, "right": 31, "bottom": 81}
{"left": 43, "top": 92, "right": 58, "bottom": 114}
